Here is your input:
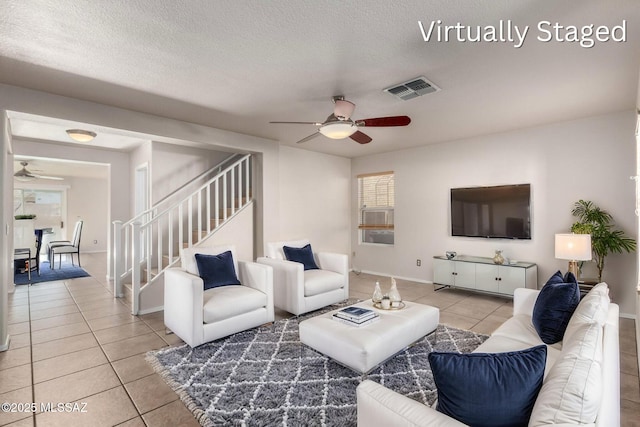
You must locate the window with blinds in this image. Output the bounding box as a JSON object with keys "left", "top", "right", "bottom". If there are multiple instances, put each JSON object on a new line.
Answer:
{"left": 358, "top": 171, "right": 394, "bottom": 245}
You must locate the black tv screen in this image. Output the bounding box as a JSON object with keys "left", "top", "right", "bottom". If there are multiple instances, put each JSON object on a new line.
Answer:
{"left": 450, "top": 184, "right": 531, "bottom": 239}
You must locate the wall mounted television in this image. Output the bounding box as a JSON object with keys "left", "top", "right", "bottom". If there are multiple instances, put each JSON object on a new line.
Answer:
{"left": 450, "top": 184, "right": 531, "bottom": 239}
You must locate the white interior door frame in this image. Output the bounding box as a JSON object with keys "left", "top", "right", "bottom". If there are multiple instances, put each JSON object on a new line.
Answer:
{"left": 135, "top": 163, "right": 150, "bottom": 258}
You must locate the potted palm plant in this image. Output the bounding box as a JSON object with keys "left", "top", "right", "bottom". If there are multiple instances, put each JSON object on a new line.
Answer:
{"left": 570, "top": 199, "right": 636, "bottom": 282}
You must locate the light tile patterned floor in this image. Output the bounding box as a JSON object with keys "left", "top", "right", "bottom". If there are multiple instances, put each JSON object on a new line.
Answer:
{"left": 0, "top": 253, "right": 638, "bottom": 426}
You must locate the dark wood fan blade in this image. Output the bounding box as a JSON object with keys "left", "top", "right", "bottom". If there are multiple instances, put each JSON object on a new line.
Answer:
{"left": 350, "top": 131, "right": 372, "bottom": 144}
{"left": 296, "top": 132, "right": 321, "bottom": 144}
{"left": 270, "top": 121, "right": 322, "bottom": 125}
{"left": 355, "top": 116, "right": 411, "bottom": 127}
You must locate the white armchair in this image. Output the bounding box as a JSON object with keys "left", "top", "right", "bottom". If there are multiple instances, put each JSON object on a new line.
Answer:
{"left": 164, "top": 245, "right": 274, "bottom": 347}
{"left": 257, "top": 239, "right": 349, "bottom": 315}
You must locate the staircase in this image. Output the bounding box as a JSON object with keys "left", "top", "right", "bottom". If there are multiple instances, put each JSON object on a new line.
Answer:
{"left": 112, "top": 154, "right": 253, "bottom": 315}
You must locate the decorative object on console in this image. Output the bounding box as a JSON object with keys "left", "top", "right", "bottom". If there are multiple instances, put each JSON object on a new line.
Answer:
{"left": 372, "top": 281, "right": 383, "bottom": 303}
{"left": 492, "top": 250, "right": 505, "bottom": 265}
{"left": 570, "top": 199, "right": 636, "bottom": 282}
{"left": 388, "top": 277, "right": 402, "bottom": 307}
{"left": 445, "top": 251, "right": 456, "bottom": 259}
{"left": 429, "top": 345, "right": 547, "bottom": 427}
{"left": 555, "top": 233, "right": 592, "bottom": 281}
{"left": 532, "top": 271, "right": 580, "bottom": 345}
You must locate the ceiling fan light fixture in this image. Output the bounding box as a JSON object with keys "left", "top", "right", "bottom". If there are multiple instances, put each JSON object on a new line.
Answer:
{"left": 318, "top": 122, "right": 357, "bottom": 139}
{"left": 66, "top": 129, "right": 97, "bottom": 142}
{"left": 334, "top": 99, "right": 355, "bottom": 120}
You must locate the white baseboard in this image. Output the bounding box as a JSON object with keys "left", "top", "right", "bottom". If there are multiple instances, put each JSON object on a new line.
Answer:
{"left": 0, "top": 335, "right": 10, "bottom": 352}
{"left": 619, "top": 312, "right": 637, "bottom": 320}
{"left": 138, "top": 305, "right": 164, "bottom": 315}
{"left": 352, "top": 269, "right": 431, "bottom": 285}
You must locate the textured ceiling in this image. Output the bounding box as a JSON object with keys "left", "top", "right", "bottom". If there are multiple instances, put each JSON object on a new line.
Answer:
{"left": 1, "top": 0, "right": 639, "bottom": 158}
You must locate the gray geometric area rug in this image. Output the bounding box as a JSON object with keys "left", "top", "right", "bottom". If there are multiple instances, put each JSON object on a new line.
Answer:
{"left": 147, "top": 302, "right": 488, "bottom": 427}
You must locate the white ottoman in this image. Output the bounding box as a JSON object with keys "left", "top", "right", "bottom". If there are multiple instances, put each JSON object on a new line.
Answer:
{"left": 299, "top": 300, "right": 439, "bottom": 374}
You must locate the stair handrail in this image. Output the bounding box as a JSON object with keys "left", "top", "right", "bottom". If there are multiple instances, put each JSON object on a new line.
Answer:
{"left": 113, "top": 153, "right": 252, "bottom": 314}
{"left": 123, "top": 153, "right": 244, "bottom": 228}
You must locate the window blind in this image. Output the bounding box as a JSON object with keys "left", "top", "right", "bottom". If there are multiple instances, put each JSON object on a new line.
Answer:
{"left": 358, "top": 171, "right": 394, "bottom": 230}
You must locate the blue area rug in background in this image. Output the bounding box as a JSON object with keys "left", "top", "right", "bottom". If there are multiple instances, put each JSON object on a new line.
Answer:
{"left": 14, "top": 261, "right": 90, "bottom": 285}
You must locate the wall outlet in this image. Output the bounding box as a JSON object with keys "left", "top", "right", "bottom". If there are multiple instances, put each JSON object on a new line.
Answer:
{"left": 416, "top": 259, "right": 421, "bottom": 267}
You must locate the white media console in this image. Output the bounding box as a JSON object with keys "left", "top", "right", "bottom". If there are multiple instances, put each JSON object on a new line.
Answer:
{"left": 433, "top": 255, "right": 537, "bottom": 296}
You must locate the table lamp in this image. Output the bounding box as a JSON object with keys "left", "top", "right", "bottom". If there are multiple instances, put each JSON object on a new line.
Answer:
{"left": 555, "top": 233, "right": 592, "bottom": 280}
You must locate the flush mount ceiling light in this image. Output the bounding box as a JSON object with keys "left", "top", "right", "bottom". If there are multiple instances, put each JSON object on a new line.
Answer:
{"left": 66, "top": 129, "right": 97, "bottom": 142}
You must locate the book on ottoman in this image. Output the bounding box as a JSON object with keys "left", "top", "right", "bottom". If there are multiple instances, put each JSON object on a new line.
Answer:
{"left": 335, "top": 306, "right": 376, "bottom": 321}
{"left": 332, "top": 312, "right": 379, "bottom": 327}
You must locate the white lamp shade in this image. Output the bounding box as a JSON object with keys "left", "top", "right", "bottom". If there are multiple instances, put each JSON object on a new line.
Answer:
{"left": 555, "top": 233, "right": 592, "bottom": 261}
{"left": 318, "top": 122, "right": 357, "bottom": 139}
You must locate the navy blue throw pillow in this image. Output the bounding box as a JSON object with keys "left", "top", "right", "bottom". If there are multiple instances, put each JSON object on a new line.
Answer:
{"left": 195, "top": 251, "right": 241, "bottom": 290}
{"left": 429, "top": 345, "right": 547, "bottom": 427}
{"left": 563, "top": 271, "right": 578, "bottom": 284}
{"left": 532, "top": 276, "right": 580, "bottom": 344}
{"left": 283, "top": 244, "right": 319, "bottom": 270}
{"left": 546, "top": 270, "right": 564, "bottom": 285}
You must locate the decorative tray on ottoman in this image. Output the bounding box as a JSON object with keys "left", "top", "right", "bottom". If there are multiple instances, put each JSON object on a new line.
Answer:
{"left": 373, "top": 301, "right": 406, "bottom": 310}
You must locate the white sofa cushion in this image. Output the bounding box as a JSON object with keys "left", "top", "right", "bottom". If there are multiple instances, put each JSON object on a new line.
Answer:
{"left": 563, "top": 283, "right": 609, "bottom": 344}
{"left": 490, "top": 314, "right": 563, "bottom": 350}
{"left": 529, "top": 321, "right": 603, "bottom": 426}
{"left": 303, "top": 269, "right": 344, "bottom": 297}
{"left": 475, "top": 334, "right": 562, "bottom": 378}
{"left": 562, "top": 321, "right": 604, "bottom": 362}
{"left": 357, "top": 380, "right": 468, "bottom": 427}
{"left": 203, "top": 285, "right": 267, "bottom": 323}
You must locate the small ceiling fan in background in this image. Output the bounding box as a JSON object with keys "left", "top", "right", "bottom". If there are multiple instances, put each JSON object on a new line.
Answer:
{"left": 14, "top": 161, "right": 63, "bottom": 181}
{"left": 270, "top": 96, "right": 411, "bottom": 144}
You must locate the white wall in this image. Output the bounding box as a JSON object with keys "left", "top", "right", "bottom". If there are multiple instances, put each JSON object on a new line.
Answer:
{"left": 151, "top": 142, "right": 232, "bottom": 204}
{"left": 352, "top": 110, "right": 638, "bottom": 316}
{"left": 65, "top": 176, "right": 109, "bottom": 252}
{"left": 129, "top": 140, "right": 152, "bottom": 218}
{"left": 278, "top": 146, "right": 351, "bottom": 255}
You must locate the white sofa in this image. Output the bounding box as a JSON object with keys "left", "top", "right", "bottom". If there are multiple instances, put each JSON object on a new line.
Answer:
{"left": 357, "top": 284, "right": 620, "bottom": 427}
{"left": 164, "top": 245, "right": 274, "bottom": 347}
{"left": 257, "top": 239, "right": 349, "bottom": 315}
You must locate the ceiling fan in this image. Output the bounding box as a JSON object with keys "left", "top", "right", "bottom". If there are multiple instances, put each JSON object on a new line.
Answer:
{"left": 270, "top": 96, "right": 411, "bottom": 144}
{"left": 14, "top": 161, "right": 63, "bottom": 181}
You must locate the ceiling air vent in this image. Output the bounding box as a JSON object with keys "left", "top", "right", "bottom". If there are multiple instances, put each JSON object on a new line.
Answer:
{"left": 383, "top": 76, "right": 440, "bottom": 101}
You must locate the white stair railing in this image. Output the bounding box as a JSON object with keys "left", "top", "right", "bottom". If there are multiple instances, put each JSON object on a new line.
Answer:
{"left": 113, "top": 154, "right": 252, "bottom": 314}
